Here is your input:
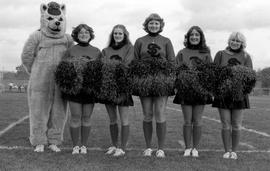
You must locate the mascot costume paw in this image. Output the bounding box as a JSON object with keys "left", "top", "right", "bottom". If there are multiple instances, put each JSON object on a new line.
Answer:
{"left": 21, "top": 2, "right": 73, "bottom": 147}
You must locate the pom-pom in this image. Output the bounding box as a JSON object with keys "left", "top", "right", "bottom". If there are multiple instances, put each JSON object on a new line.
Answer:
{"left": 98, "top": 61, "right": 131, "bottom": 105}
{"left": 55, "top": 60, "right": 82, "bottom": 95}
{"left": 175, "top": 64, "right": 211, "bottom": 102}
{"left": 55, "top": 56, "right": 89, "bottom": 95}
{"left": 216, "top": 65, "right": 256, "bottom": 101}
{"left": 128, "top": 58, "right": 176, "bottom": 96}
{"left": 82, "top": 60, "right": 103, "bottom": 98}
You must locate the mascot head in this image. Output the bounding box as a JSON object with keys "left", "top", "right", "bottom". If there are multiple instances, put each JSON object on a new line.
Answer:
{"left": 40, "top": 1, "right": 66, "bottom": 38}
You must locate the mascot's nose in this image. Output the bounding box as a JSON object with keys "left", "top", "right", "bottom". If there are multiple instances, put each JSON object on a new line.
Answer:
{"left": 55, "top": 21, "right": 60, "bottom": 26}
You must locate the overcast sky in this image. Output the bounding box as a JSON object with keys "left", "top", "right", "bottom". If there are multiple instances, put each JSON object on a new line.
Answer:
{"left": 0, "top": 0, "right": 270, "bottom": 71}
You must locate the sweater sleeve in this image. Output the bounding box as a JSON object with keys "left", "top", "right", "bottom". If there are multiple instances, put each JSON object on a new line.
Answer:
{"left": 244, "top": 52, "right": 253, "bottom": 69}
{"left": 214, "top": 51, "right": 222, "bottom": 65}
{"left": 97, "top": 48, "right": 103, "bottom": 60}
{"left": 166, "top": 39, "right": 175, "bottom": 62}
{"left": 206, "top": 53, "right": 213, "bottom": 63}
{"left": 134, "top": 39, "right": 141, "bottom": 60}
{"left": 123, "top": 44, "right": 134, "bottom": 66}
{"left": 175, "top": 51, "right": 183, "bottom": 66}
{"left": 21, "top": 31, "right": 40, "bottom": 74}
{"left": 100, "top": 49, "right": 107, "bottom": 62}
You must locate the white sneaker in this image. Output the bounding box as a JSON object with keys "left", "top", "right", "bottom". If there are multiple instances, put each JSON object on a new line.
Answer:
{"left": 156, "top": 149, "right": 165, "bottom": 158}
{"left": 223, "top": 152, "right": 231, "bottom": 159}
{"left": 34, "top": 145, "right": 44, "bottom": 152}
{"left": 80, "top": 146, "right": 87, "bottom": 154}
{"left": 192, "top": 148, "right": 199, "bottom": 157}
{"left": 183, "top": 148, "right": 192, "bottom": 157}
{"left": 72, "top": 146, "right": 80, "bottom": 154}
{"left": 113, "top": 148, "right": 125, "bottom": 157}
{"left": 105, "top": 146, "right": 117, "bottom": 155}
{"left": 230, "top": 152, "right": 238, "bottom": 160}
{"left": 143, "top": 148, "right": 153, "bottom": 157}
{"left": 48, "top": 144, "right": 61, "bottom": 152}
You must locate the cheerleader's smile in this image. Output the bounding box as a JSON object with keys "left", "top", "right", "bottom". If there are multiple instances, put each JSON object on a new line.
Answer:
{"left": 147, "top": 20, "right": 161, "bottom": 33}
{"left": 229, "top": 38, "right": 242, "bottom": 50}
{"left": 189, "top": 29, "right": 201, "bottom": 45}
{"left": 113, "top": 28, "right": 124, "bottom": 43}
{"left": 78, "top": 28, "right": 91, "bottom": 43}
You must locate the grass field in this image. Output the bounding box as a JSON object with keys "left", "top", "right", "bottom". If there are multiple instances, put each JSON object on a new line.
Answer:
{"left": 0, "top": 93, "right": 270, "bottom": 171}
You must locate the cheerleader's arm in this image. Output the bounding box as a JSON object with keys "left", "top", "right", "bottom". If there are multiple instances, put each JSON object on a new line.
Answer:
{"left": 244, "top": 53, "right": 253, "bottom": 69}
{"left": 166, "top": 39, "right": 175, "bottom": 62}
{"left": 213, "top": 51, "right": 223, "bottom": 65}
{"left": 175, "top": 51, "right": 184, "bottom": 66}
{"left": 206, "top": 51, "right": 213, "bottom": 63}
{"left": 123, "top": 44, "right": 134, "bottom": 66}
{"left": 134, "top": 39, "right": 141, "bottom": 60}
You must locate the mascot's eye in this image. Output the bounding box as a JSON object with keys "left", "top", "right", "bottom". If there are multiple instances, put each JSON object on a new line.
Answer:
{"left": 59, "top": 17, "right": 63, "bottom": 21}
{"left": 47, "top": 17, "right": 53, "bottom": 21}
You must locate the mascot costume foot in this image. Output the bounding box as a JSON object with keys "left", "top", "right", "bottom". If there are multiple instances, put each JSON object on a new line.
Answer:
{"left": 21, "top": 1, "right": 73, "bottom": 151}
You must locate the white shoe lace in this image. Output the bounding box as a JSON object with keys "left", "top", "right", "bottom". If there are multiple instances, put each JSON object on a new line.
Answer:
{"left": 49, "top": 144, "right": 61, "bottom": 152}
{"left": 80, "top": 146, "right": 87, "bottom": 154}
{"left": 183, "top": 148, "right": 192, "bottom": 157}
{"left": 192, "top": 148, "right": 199, "bottom": 157}
{"left": 72, "top": 146, "right": 80, "bottom": 154}
{"left": 230, "top": 152, "right": 238, "bottom": 159}
{"left": 143, "top": 148, "right": 153, "bottom": 157}
{"left": 105, "top": 146, "right": 117, "bottom": 155}
{"left": 34, "top": 145, "right": 44, "bottom": 152}
{"left": 113, "top": 148, "right": 125, "bottom": 157}
{"left": 223, "top": 152, "right": 231, "bottom": 159}
{"left": 156, "top": 149, "right": 165, "bottom": 158}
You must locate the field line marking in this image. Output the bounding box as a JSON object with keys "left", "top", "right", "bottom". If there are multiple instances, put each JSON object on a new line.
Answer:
{"left": 0, "top": 115, "right": 29, "bottom": 137}
{"left": 239, "top": 142, "right": 255, "bottom": 150}
{"left": 166, "top": 106, "right": 270, "bottom": 138}
{"left": 177, "top": 140, "right": 255, "bottom": 150}
{"left": 0, "top": 145, "right": 269, "bottom": 153}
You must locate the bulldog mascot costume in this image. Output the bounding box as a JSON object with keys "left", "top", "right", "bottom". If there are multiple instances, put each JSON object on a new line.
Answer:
{"left": 21, "top": 2, "right": 73, "bottom": 152}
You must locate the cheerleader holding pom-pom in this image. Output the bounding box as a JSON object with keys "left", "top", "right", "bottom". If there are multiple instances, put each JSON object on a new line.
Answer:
{"left": 212, "top": 32, "right": 255, "bottom": 160}
{"left": 55, "top": 24, "right": 102, "bottom": 154}
{"left": 173, "top": 26, "right": 212, "bottom": 157}
{"left": 129, "top": 13, "right": 176, "bottom": 158}
{"left": 100, "top": 24, "right": 134, "bottom": 157}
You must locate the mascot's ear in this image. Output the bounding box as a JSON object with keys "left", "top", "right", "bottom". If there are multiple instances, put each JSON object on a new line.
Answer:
{"left": 40, "top": 3, "right": 47, "bottom": 14}
{"left": 60, "top": 4, "right": 66, "bottom": 15}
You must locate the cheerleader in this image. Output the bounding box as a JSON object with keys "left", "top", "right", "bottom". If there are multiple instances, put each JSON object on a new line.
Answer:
{"left": 101, "top": 24, "right": 134, "bottom": 157}
{"left": 133, "top": 13, "right": 175, "bottom": 158}
{"left": 62, "top": 24, "right": 101, "bottom": 154}
{"left": 173, "top": 26, "right": 212, "bottom": 157}
{"left": 213, "top": 32, "right": 253, "bottom": 159}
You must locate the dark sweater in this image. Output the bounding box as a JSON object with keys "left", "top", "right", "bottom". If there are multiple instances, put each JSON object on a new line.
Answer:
{"left": 134, "top": 34, "right": 175, "bottom": 62}
{"left": 214, "top": 49, "right": 253, "bottom": 68}
{"left": 175, "top": 48, "right": 212, "bottom": 67}
{"left": 102, "top": 43, "right": 134, "bottom": 66}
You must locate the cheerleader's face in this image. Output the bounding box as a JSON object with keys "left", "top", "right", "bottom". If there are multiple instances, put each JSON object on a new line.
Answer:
{"left": 78, "top": 28, "right": 91, "bottom": 43}
{"left": 148, "top": 20, "right": 160, "bottom": 33}
{"left": 229, "top": 38, "right": 242, "bottom": 50}
{"left": 189, "top": 29, "right": 200, "bottom": 45}
{"left": 113, "top": 28, "right": 124, "bottom": 43}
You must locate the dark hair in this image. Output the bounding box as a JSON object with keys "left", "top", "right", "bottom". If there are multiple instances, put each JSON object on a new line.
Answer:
{"left": 185, "top": 26, "right": 210, "bottom": 53}
{"left": 143, "top": 13, "right": 165, "bottom": 34}
{"left": 71, "top": 24, "right": 95, "bottom": 43}
{"left": 107, "top": 24, "right": 131, "bottom": 47}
